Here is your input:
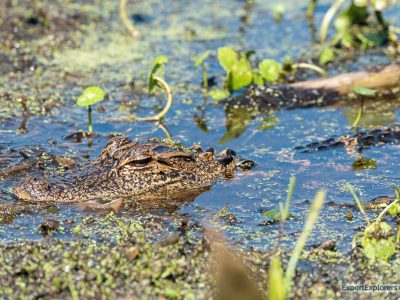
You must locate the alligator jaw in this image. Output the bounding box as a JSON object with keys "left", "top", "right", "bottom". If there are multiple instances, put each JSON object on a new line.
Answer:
{"left": 12, "top": 187, "right": 33, "bottom": 201}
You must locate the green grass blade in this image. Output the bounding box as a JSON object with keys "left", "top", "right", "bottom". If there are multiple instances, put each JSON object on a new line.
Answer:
{"left": 268, "top": 256, "right": 285, "bottom": 300}
{"left": 346, "top": 183, "right": 370, "bottom": 224}
{"left": 284, "top": 190, "right": 326, "bottom": 296}
{"left": 282, "top": 176, "right": 296, "bottom": 221}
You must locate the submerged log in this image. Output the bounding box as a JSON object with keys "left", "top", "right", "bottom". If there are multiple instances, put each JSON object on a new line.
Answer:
{"left": 229, "top": 63, "right": 400, "bottom": 111}
{"left": 291, "top": 63, "right": 400, "bottom": 94}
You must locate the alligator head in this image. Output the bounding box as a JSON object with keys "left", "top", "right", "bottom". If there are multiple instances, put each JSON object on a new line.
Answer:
{"left": 13, "top": 136, "right": 239, "bottom": 203}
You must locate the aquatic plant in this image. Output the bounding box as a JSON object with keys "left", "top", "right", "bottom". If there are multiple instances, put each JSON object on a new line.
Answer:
{"left": 268, "top": 256, "right": 285, "bottom": 300}
{"left": 217, "top": 47, "right": 254, "bottom": 91}
{"left": 317, "top": 0, "right": 396, "bottom": 65}
{"left": 193, "top": 51, "right": 211, "bottom": 132}
{"left": 352, "top": 86, "right": 376, "bottom": 132}
{"left": 319, "top": 47, "right": 335, "bottom": 65}
{"left": 273, "top": 176, "right": 296, "bottom": 246}
{"left": 194, "top": 50, "right": 211, "bottom": 94}
{"left": 119, "top": 0, "right": 141, "bottom": 37}
{"left": 135, "top": 55, "right": 173, "bottom": 121}
{"left": 259, "top": 59, "right": 281, "bottom": 83}
{"left": 115, "top": 55, "right": 174, "bottom": 122}
{"left": 347, "top": 183, "right": 397, "bottom": 263}
{"left": 320, "top": 0, "right": 395, "bottom": 48}
{"left": 361, "top": 221, "right": 396, "bottom": 263}
{"left": 76, "top": 86, "right": 106, "bottom": 134}
{"left": 267, "top": 178, "right": 326, "bottom": 299}
{"left": 108, "top": 56, "right": 173, "bottom": 123}
{"left": 306, "top": 0, "right": 317, "bottom": 21}
{"left": 272, "top": 4, "right": 285, "bottom": 23}
{"left": 283, "top": 190, "right": 325, "bottom": 295}
{"left": 346, "top": 183, "right": 370, "bottom": 224}
{"left": 388, "top": 186, "right": 400, "bottom": 216}
{"left": 198, "top": 47, "right": 326, "bottom": 101}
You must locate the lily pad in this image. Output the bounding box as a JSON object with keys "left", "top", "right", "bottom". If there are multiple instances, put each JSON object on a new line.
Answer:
{"left": 208, "top": 89, "right": 230, "bottom": 101}
{"left": 229, "top": 58, "right": 253, "bottom": 91}
{"left": 194, "top": 50, "right": 211, "bottom": 68}
{"left": 148, "top": 55, "right": 169, "bottom": 92}
{"left": 259, "top": 59, "right": 281, "bottom": 82}
{"left": 353, "top": 86, "right": 376, "bottom": 96}
{"left": 76, "top": 86, "right": 105, "bottom": 107}
{"left": 319, "top": 47, "right": 334, "bottom": 65}
{"left": 217, "top": 47, "right": 238, "bottom": 72}
{"left": 361, "top": 221, "right": 395, "bottom": 262}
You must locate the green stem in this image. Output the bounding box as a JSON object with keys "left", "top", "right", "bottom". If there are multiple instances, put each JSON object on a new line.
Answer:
{"left": 275, "top": 176, "right": 296, "bottom": 251}
{"left": 284, "top": 190, "right": 326, "bottom": 296}
{"left": 320, "top": 0, "right": 346, "bottom": 44}
{"left": 201, "top": 64, "right": 208, "bottom": 94}
{"left": 120, "top": 0, "right": 141, "bottom": 37}
{"left": 293, "top": 63, "right": 327, "bottom": 76}
{"left": 88, "top": 105, "right": 93, "bottom": 134}
{"left": 352, "top": 97, "right": 364, "bottom": 133}
{"left": 352, "top": 232, "right": 364, "bottom": 249}
{"left": 306, "top": 0, "right": 317, "bottom": 21}
{"left": 376, "top": 199, "right": 399, "bottom": 222}
{"left": 283, "top": 176, "right": 296, "bottom": 221}
{"left": 346, "top": 183, "right": 370, "bottom": 225}
{"left": 136, "top": 76, "right": 173, "bottom": 121}
{"left": 397, "top": 223, "right": 400, "bottom": 244}
{"left": 68, "top": 276, "right": 79, "bottom": 300}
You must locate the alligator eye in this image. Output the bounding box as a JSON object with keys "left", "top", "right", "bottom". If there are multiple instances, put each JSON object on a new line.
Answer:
{"left": 127, "top": 156, "right": 152, "bottom": 167}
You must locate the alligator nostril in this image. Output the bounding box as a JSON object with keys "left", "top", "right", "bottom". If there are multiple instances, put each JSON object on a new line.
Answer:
{"left": 205, "top": 147, "right": 215, "bottom": 154}
{"left": 218, "top": 156, "right": 234, "bottom": 167}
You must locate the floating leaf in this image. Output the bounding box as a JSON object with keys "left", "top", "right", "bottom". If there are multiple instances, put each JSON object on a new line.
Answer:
{"left": 334, "top": 11, "right": 352, "bottom": 33}
{"left": 388, "top": 202, "right": 400, "bottom": 216}
{"left": 252, "top": 71, "right": 264, "bottom": 86}
{"left": 353, "top": 86, "right": 376, "bottom": 96}
{"left": 229, "top": 58, "right": 253, "bottom": 91}
{"left": 361, "top": 221, "right": 395, "bottom": 262}
{"left": 76, "top": 86, "right": 105, "bottom": 107}
{"left": 319, "top": 47, "right": 334, "bottom": 65}
{"left": 268, "top": 256, "right": 285, "bottom": 300}
{"left": 148, "top": 55, "right": 168, "bottom": 92}
{"left": 263, "top": 209, "right": 292, "bottom": 222}
{"left": 259, "top": 59, "right": 281, "bottom": 82}
{"left": 194, "top": 50, "right": 210, "bottom": 68}
{"left": 263, "top": 210, "right": 282, "bottom": 222}
{"left": 217, "top": 47, "right": 238, "bottom": 72}
{"left": 208, "top": 89, "right": 230, "bottom": 101}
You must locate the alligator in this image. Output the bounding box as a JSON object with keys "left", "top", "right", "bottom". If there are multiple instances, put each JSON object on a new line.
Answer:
{"left": 228, "top": 63, "right": 400, "bottom": 112}
{"left": 295, "top": 126, "right": 400, "bottom": 153}
{"left": 12, "top": 136, "right": 251, "bottom": 203}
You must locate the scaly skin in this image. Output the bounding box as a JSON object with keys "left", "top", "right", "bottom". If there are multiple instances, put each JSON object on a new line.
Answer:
{"left": 12, "top": 136, "right": 237, "bottom": 203}
{"left": 296, "top": 126, "right": 400, "bottom": 153}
